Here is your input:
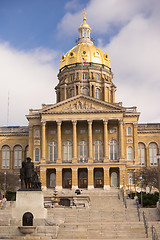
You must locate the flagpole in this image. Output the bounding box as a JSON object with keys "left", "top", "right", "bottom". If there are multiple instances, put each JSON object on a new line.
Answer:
{"left": 7, "top": 91, "right": 10, "bottom": 126}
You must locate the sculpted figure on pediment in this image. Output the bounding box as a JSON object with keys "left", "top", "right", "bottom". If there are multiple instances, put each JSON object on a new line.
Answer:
{"left": 62, "top": 100, "right": 102, "bottom": 112}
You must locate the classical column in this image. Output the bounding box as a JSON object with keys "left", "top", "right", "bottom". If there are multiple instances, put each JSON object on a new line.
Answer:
{"left": 133, "top": 123, "right": 139, "bottom": 164}
{"left": 72, "top": 120, "right": 77, "bottom": 163}
{"left": 41, "top": 121, "right": 46, "bottom": 163}
{"left": 40, "top": 167, "right": 47, "bottom": 190}
{"left": 64, "top": 85, "right": 67, "bottom": 100}
{"left": 74, "top": 85, "right": 77, "bottom": 97}
{"left": 10, "top": 150, "right": 13, "bottom": 170}
{"left": 93, "top": 85, "right": 96, "bottom": 98}
{"left": 104, "top": 167, "right": 110, "bottom": 190}
{"left": 146, "top": 146, "right": 150, "bottom": 167}
{"left": 72, "top": 168, "right": 78, "bottom": 189}
{"left": 88, "top": 167, "right": 94, "bottom": 189}
{"left": 119, "top": 166, "right": 126, "bottom": 194}
{"left": 119, "top": 120, "right": 124, "bottom": 160}
{"left": 56, "top": 168, "right": 62, "bottom": 191}
{"left": 57, "top": 121, "right": 62, "bottom": 163}
{"left": 28, "top": 125, "right": 33, "bottom": 159}
{"left": 89, "top": 83, "right": 92, "bottom": 97}
{"left": 88, "top": 120, "right": 93, "bottom": 163}
{"left": 103, "top": 120, "right": 109, "bottom": 162}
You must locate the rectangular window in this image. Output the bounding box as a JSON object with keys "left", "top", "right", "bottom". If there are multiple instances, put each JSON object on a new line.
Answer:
{"left": 35, "top": 148, "right": 40, "bottom": 162}
{"left": 95, "top": 129, "right": 101, "bottom": 134}
{"left": 34, "top": 129, "right": 40, "bottom": 138}
{"left": 82, "top": 73, "right": 87, "bottom": 80}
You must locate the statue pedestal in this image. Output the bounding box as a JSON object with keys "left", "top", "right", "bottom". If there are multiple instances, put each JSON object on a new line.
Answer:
{"left": 12, "top": 190, "right": 47, "bottom": 220}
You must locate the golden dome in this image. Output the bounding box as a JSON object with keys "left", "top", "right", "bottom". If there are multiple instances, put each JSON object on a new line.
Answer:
{"left": 60, "top": 43, "right": 111, "bottom": 70}
{"left": 60, "top": 10, "right": 111, "bottom": 71}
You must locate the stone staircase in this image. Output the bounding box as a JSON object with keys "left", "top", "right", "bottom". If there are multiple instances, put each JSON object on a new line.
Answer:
{"left": 47, "top": 189, "right": 149, "bottom": 239}
{"left": 141, "top": 207, "right": 160, "bottom": 239}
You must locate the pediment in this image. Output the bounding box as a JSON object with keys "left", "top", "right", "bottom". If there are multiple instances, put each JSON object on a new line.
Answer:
{"left": 40, "top": 95, "right": 124, "bottom": 114}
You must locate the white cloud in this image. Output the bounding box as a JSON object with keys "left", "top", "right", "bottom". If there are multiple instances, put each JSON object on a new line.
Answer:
{"left": 103, "top": 8, "right": 160, "bottom": 123}
{"left": 0, "top": 42, "right": 59, "bottom": 126}
{"left": 57, "top": 0, "right": 160, "bottom": 123}
{"left": 58, "top": 0, "right": 152, "bottom": 36}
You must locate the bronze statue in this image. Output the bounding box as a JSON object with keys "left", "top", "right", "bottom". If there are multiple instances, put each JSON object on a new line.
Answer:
{"left": 20, "top": 157, "right": 41, "bottom": 190}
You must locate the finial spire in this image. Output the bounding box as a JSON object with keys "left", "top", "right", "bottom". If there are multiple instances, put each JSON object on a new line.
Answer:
{"left": 83, "top": 9, "right": 87, "bottom": 22}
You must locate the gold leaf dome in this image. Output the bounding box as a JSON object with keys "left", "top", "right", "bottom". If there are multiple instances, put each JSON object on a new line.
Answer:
{"left": 60, "top": 10, "right": 111, "bottom": 71}
{"left": 60, "top": 44, "right": 111, "bottom": 70}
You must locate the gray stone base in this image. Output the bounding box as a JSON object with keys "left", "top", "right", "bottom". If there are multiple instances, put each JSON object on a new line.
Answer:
{"left": 12, "top": 191, "right": 47, "bottom": 220}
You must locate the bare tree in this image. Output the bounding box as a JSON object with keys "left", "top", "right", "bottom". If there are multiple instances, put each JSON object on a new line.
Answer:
{"left": 0, "top": 171, "right": 19, "bottom": 196}
{"left": 134, "top": 167, "right": 158, "bottom": 191}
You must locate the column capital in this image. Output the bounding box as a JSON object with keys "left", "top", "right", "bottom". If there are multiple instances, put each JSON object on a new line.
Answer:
{"left": 72, "top": 120, "right": 77, "bottom": 125}
{"left": 72, "top": 167, "right": 78, "bottom": 171}
{"left": 56, "top": 120, "right": 62, "bottom": 126}
{"left": 88, "top": 167, "right": 94, "bottom": 170}
{"left": 133, "top": 122, "right": 138, "bottom": 128}
{"left": 87, "top": 120, "right": 93, "bottom": 124}
{"left": 103, "top": 167, "right": 110, "bottom": 170}
{"left": 103, "top": 119, "right": 108, "bottom": 124}
{"left": 41, "top": 121, "right": 46, "bottom": 126}
{"left": 119, "top": 119, "right": 123, "bottom": 124}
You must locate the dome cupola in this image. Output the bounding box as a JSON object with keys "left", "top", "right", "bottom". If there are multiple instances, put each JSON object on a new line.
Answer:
{"left": 56, "top": 11, "right": 116, "bottom": 104}
{"left": 77, "top": 9, "right": 93, "bottom": 45}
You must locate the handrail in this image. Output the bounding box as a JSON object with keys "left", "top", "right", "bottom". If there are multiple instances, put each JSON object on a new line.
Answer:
{"left": 136, "top": 198, "right": 141, "bottom": 221}
{"left": 120, "top": 189, "right": 127, "bottom": 208}
{"left": 118, "top": 193, "right": 120, "bottom": 200}
{"left": 142, "top": 211, "right": 148, "bottom": 238}
{"left": 151, "top": 226, "right": 159, "bottom": 240}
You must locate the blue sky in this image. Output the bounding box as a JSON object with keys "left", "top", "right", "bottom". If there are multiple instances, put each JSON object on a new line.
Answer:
{"left": 0, "top": 0, "right": 160, "bottom": 126}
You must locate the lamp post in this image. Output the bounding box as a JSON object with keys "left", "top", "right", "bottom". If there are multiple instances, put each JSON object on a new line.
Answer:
{"left": 4, "top": 171, "right": 6, "bottom": 198}
{"left": 140, "top": 176, "right": 143, "bottom": 208}
{"left": 134, "top": 169, "right": 137, "bottom": 196}
{"left": 157, "top": 154, "right": 160, "bottom": 203}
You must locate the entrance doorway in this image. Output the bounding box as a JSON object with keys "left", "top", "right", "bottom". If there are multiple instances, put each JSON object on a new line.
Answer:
{"left": 94, "top": 168, "right": 104, "bottom": 188}
{"left": 78, "top": 168, "right": 88, "bottom": 188}
{"left": 110, "top": 168, "right": 119, "bottom": 187}
{"left": 47, "top": 169, "right": 56, "bottom": 188}
{"left": 62, "top": 169, "right": 72, "bottom": 188}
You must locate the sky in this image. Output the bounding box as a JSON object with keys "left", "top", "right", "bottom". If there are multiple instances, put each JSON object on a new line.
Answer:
{"left": 0, "top": 0, "right": 160, "bottom": 126}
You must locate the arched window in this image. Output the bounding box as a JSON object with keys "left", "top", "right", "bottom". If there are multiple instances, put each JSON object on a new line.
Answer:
{"left": 149, "top": 143, "right": 157, "bottom": 165}
{"left": 109, "top": 139, "right": 118, "bottom": 160}
{"left": 70, "top": 89, "right": 74, "bottom": 97}
{"left": 2, "top": 145, "right": 10, "bottom": 169}
{"left": 138, "top": 143, "right": 145, "bottom": 165}
{"left": 127, "top": 146, "right": 133, "bottom": 160}
{"left": 94, "top": 140, "right": 103, "bottom": 161}
{"left": 95, "top": 88, "right": 100, "bottom": 99}
{"left": 81, "top": 87, "right": 88, "bottom": 96}
{"left": 35, "top": 148, "right": 40, "bottom": 162}
{"left": 14, "top": 145, "right": 22, "bottom": 168}
{"left": 79, "top": 140, "right": 87, "bottom": 162}
{"left": 95, "top": 74, "right": 99, "bottom": 80}
{"left": 127, "top": 127, "right": 132, "bottom": 136}
{"left": 48, "top": 141, "right": 57, "bottom": 162}
{"left": 63, "top": 140, "right": 72, "bottom": 162}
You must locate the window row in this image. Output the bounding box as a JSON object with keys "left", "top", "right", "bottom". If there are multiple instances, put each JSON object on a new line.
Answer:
{"left": 35, "top": 139, "right": 118, "bottom": 163}
{"left": 1, "top": 145, "right": 28, "bottom": 169}
{"left": 138, "top": 143, "right": 158, "bottom": 166}
{"left": 70, "top": 87, "right": 101, "bottom": 99}
{"left": 70, "top": 73, "right": 100, "bottom": 82}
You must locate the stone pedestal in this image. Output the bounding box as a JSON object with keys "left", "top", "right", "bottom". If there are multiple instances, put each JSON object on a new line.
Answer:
{"left": 12, "top": 191, "right": 47, "bottom": 220}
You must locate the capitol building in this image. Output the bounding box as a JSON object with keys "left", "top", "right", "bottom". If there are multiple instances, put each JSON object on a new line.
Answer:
{"left": 0, "top": 14, "right": 160, "bottom": 192}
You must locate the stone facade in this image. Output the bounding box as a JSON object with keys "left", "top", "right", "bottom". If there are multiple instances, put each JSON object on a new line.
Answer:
{"left": 0, "top": 15, "right": 160, "bottom": 193}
